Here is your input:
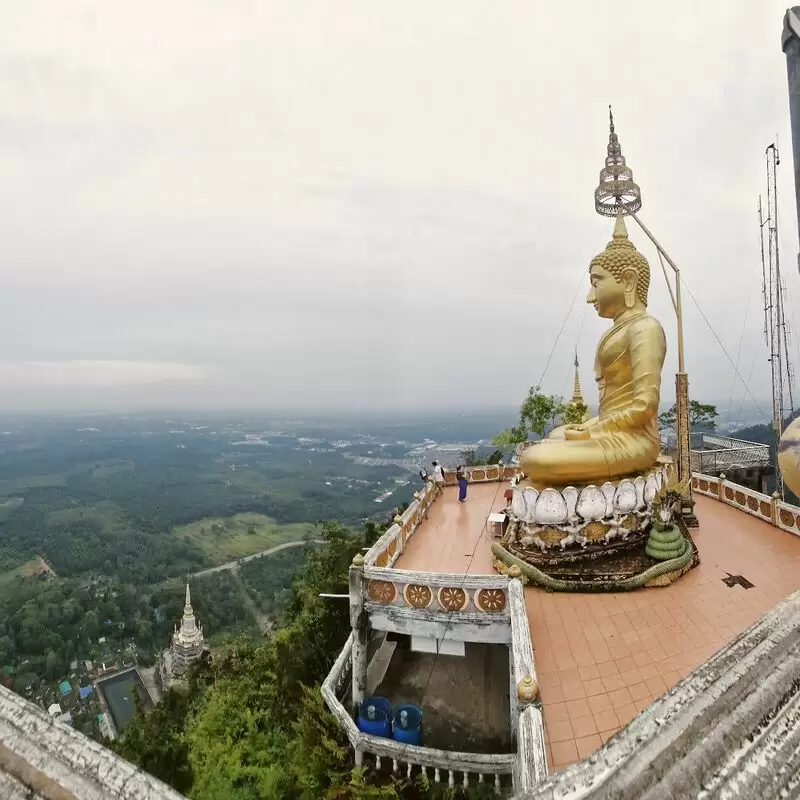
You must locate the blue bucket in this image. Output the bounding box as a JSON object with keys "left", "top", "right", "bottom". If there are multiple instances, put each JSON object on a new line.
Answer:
{"left": 357, "top": 697, "right": 392, "bottom": 738}
{"left": 392, "top": 704, "right": 423, "bottom": 745}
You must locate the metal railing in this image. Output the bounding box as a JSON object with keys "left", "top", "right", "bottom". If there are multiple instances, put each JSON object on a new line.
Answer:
{"left": 690, "top": 434, "right": 770, "bottom": 473}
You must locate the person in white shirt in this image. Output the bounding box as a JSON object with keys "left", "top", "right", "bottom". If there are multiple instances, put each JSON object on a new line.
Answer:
{"left": 432, "top": 461, "right": 446, "bottom": 490}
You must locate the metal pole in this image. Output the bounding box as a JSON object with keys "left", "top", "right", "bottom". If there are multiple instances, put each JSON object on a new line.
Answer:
{"left": 782, "top": 8, "right": 800, "bottom": 272}
{"left": 630, "top": 214, "right": 691, "bottom": 456}
{"left": 628, "top": 214, "right": 695, "bottom": 521}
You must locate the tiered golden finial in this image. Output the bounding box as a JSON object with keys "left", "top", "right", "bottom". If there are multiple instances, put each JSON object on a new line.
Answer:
{"left": 594, "top": 107, "right": 642, "bottom": 217}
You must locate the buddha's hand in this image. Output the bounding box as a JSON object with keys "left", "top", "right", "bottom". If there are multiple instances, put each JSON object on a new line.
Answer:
{"left": 564, "top": 425, "right": 591, "bottom": 441}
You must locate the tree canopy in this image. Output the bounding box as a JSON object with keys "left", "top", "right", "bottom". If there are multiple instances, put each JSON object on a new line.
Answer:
{"left": 658, "top": 401, "right": 718, "bottom": 432}
{"left": 113, "top": 521, "right": 497, "bottom": 799}
{"left": 493, "top": 387, "right": 587, "bottom": 447}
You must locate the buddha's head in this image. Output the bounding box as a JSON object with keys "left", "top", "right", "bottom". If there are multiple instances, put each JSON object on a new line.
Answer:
{"left": 587, "top": 215, "right": 651, "bottom": 319}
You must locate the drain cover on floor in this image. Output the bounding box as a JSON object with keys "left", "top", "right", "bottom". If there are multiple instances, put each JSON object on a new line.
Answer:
{"left": 722, "top": 573, "right": 754, "bottom": 589}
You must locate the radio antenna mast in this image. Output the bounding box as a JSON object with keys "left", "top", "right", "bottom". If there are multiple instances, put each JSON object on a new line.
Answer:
{"left": 762, "top": 143, "right": 796, "bottom": 497}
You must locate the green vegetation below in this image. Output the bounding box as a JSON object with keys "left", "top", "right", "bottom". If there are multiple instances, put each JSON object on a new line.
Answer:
{"left": 175, "top": 513, "right": 317, "bottom": 564}
{"left": 114, "top": 522, "right": 493, "bottom": 799}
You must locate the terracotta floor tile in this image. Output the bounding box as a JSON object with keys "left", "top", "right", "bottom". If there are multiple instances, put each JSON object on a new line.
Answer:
{"left": 589, "top": 641, "right": 613, "bottom": 663}
{"left": 609, "top": 687, "right": 633, "bottom": 707}
{"left": 639, "top": 662, "right": 659, "bottom": 680}
{"left": 633, "top": 651, "right": 651, "bottom": 668}
{"left": 598, "top": 660, "right": 619, "bottom": 677}
{"left": 615, "top": 702, "right": 638, "bottom": 726}
{"left": 620, "top": 667, "right": 642, "bottom": 685}
{"left": 551, "top": 740, "right": 579, "bottom": 766}
{"left": 628, "top": 682, "right": 651, "bottom": 702}
{"left": 626, "top": 638, "right": 646, "bottom": 654}
{"left": 593, "top": 709, "right": 619, "bottom": 733}
{"left": 572, "top": 650, "right": 594, "bottom": 668}
{"left": 544, "top": 701, "right": 570, "bottom": 723}
{"left": 587, "top": 693, "right": 613, "bottom": 714}
{"left": 600, "top": 729, "right": 618, "bottom": 744}
{"left": 558, "top": 666, "right": 580, "bottom": 683}
{"left": 571, "top": 715, "right": 598, "bottom": 738}
{"left": 602, "top": 674, "right": 625, "bottom": 692}
{"left": 562, "top": 681, "right": 586, "bottom": 701}
{"left": 576, "top": 733, "right": 603, "bottom": 758}
{"left": 608, "top": 641, "right": 631, "bottom": 659}
{"left": 633, "top": 695, "right": 653, "bottom": 713}
{"left": 566, "top": 698, "right": 592, "bottom": 719}
{"left": 645, "top": 675, "right": 667, "bottom": 697}
{"left": 547, "top": 719, "right": 573, "bottom": 743}
{"left": 583, "top": 678, "right": 606, "bottom": 697}
{"left": 538, "top": 672, "right": 560, "bottom": 692}
{"left": 539, "top": 683, "right": 565, "bottom": 703}
{"left": 581, "top": 664, "right": 601, "bottom": 681}
{"left": 615, "top": 656, "right": 637, "bottom": 673}
{"left": 662, "top": 669, "right": 681, "bottom": 688}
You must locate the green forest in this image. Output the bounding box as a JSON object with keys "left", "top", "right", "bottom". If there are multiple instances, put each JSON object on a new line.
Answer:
{"left": 0, "top": 417, "right": 416, "bottom": 581}
{"left": 113, "top": 522, "right": 494, "bottom": 800}
{"left": 0, "top": 412, "right": 517, "bottom": 796}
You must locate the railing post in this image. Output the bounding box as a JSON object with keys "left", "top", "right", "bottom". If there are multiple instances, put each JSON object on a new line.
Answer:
{"left": 349, "top": 554, "right": 368, "bottom": 766}
{"left": 394, "top": 514, "right": 405, "bottom": 557}
{"left": 718, "top": 473, "right": 726, "bottom": 503}
{"left": 771, "top": 491, "right": 781, "bottom": 527}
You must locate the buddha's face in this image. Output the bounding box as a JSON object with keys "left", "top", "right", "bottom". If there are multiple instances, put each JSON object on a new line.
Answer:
{"left": 587, "top": 264, "right": 638, "bottom": 319}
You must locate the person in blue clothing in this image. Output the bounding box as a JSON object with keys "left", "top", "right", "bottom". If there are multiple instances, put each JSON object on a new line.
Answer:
{"left": 456, "top": 465, "right": 468, "bottom": 502}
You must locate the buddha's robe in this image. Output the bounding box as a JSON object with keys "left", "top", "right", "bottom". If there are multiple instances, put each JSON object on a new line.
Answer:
{"left": 522, "top": 312, "right": 666, "bottom": 487}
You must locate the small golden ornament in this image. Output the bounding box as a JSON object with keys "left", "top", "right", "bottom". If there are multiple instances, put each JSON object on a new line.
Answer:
{"left": 517, "top": 675, "right": 539, "bottom": 703}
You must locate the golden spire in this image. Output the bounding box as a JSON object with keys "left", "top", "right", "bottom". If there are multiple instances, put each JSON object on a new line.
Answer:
{"left": 594, "top": 107, "right": 642, "bottom": 217}
{"left": 612, "top": 213, "right": 629, "bottom": 242}
{"left": 571, "top": 348, "right": 585, "bottom": 406}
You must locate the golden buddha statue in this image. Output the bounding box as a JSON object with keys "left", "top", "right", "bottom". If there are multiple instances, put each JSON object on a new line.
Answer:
{"left": 521, "top": 215, "right": 666, "bottom": 488}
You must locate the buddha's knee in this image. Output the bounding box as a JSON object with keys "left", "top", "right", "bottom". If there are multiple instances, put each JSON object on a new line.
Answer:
{"left": 520, "top": 445, "right": 549, "bottom": 479}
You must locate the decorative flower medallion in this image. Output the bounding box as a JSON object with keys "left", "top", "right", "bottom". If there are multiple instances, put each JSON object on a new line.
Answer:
{"left": 438, "top": 587, "right": 467, "bottom": 612}
{"left": 403, "top": 584, "right": 433, "bottom": 609}
{"left": 367, "top": 580, "right": 396, "bottom": 604}
{"left": 475, "top": 588, "right": 506, "bottom": 613}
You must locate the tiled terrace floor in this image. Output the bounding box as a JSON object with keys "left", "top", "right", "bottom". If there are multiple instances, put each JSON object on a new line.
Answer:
{"left": 393, "top": 483, "right": 800, "bottom": 771}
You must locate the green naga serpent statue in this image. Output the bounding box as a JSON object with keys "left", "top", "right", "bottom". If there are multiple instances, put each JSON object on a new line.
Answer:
{"left": 646, "top": 474, "right": 690, "bottom": 560}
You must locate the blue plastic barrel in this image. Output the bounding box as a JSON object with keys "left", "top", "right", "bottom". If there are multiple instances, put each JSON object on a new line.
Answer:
{"left": 357, "top": 697, "right": 392, "bottom": 738}
{"left": 392, "top": 704, "right": 423, "bottom": 745}
{"left": 365, "top": 696, "right": 391, "bottom": 719}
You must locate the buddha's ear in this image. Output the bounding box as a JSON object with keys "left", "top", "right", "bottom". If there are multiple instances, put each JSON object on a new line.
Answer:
{"left": 620, "top": 267, "right": 638, "bottom": 309}
{"left": 619, "top": 267, "right": 638, "bottom": 293}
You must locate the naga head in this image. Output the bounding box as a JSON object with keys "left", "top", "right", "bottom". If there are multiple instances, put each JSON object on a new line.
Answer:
{"left": 653, "top": 472, "right": 690, "bottom": 525}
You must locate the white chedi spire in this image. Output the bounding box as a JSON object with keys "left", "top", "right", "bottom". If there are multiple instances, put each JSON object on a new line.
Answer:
{"left": 169, "top": 581, "right": 205, "bottom": 679}
{"left": 180, "top": 583, "right": 198, "bottom": 636}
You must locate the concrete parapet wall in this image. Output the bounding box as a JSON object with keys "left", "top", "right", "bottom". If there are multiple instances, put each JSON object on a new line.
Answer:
{"left": 0, "top": 683, "right": 183, "bottom": 799}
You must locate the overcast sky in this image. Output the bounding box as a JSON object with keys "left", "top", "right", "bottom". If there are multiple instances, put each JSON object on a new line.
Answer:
{"left": 0, "top": 1, "right": 796, "bottom": 420}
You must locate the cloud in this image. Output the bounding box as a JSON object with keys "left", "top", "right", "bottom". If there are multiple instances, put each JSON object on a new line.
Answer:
{"left": 0, "top": 1, "right": 794, "bottom": 422}
{"left": 0, "top": 360, "right": 208, "bottom": 388}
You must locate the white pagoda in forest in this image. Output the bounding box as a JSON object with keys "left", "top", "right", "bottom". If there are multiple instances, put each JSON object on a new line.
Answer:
{"left": 163, "top": 584, "right": 207, "bottom": 679}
